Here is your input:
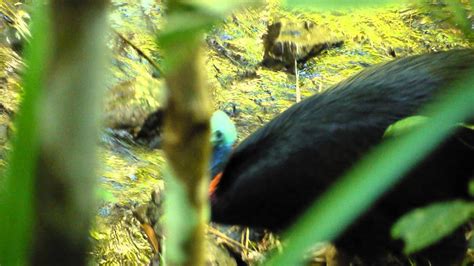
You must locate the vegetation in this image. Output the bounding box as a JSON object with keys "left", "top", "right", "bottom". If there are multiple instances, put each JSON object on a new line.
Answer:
{"left": 0, "top": 0, "right": 472, "bottom": 265}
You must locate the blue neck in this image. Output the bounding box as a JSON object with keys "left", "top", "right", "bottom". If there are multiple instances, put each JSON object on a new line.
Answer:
{"left": 210, "top": 143, "right": 233, "bottom": 178}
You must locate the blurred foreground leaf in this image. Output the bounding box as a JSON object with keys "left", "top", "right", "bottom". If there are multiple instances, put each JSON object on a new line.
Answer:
{"left": 163, "top": 168, "right": 198, "bottom": 263}
{"left": 384, "top": 116, "right": 428, "bottom": 138}
{"left": 158, "top": 12, "right": 216, "bottom": 72}
{"left": 184, "top": 0, "right": 260, "bottom": 17}
{"left": 392, "top": 200, "right": 474, "bottom": 254}
{"left": 158, "top": 1, "right": 261, "bottom": 72}
{"left": 444, "top": 0, "right": 471, "bottom": 36}
{"left": 0, "top": 1, "right": 49, "bottom": 264}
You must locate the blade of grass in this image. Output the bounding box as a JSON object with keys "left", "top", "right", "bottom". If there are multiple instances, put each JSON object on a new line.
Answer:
{"left": 266, "top": 72, "right": 474, "bottom": 266}
{"left": 0, "top": 2, "right": 50, "bottom": 264}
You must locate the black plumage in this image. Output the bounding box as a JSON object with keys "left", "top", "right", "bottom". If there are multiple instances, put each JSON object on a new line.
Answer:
{"left": 210, "top": 49, "right": 474, "bottom": 265}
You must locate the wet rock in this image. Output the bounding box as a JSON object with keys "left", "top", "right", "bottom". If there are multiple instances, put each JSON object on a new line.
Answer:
{"left": 262, "top": 20, "right": 343, "bottom": 73}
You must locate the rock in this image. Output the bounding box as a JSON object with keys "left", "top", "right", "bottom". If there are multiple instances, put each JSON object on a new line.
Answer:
{"left": 262, "top": 20, "right": 343, "bottom": 73}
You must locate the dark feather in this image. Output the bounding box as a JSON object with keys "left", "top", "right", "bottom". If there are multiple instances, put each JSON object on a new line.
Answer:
{"left": 211, "top": 49, "right": 474, "bottom": 264}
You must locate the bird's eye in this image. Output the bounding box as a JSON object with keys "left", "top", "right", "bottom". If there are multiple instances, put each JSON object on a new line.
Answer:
{"left": 215, "top": 130, "right": 223, "bottom": 140}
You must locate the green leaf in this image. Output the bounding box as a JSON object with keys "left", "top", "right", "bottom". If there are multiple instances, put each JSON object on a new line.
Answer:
{"left": 384, "top": 116, "right": 428, "bottom": 138}
{"left": 265, "top": 72, "right": 474, "bottom": 266}
{"left": 392, "top": 200, "right": 474, "bottom": 254}
{"left": 185, "top": 0, "right": 261, "bottom": 17}
{"left": 158, "top": 1, "right": 261, "bottom": 73}
{"left": 159, "top": 12, "right": 215, "bottom": 45}
{"left": 384, "top": 116, "right": 473, "bottom": 138}
{"left": 0, "top": 2, "right": 50, "bottom": 264}
{"left": 469, "top": 180, "right": 474, "bottom": 197}
{"left": 283, "top": 0, "right": 404, "bottom": 10}
{"left": 163, "top": 167, "right": 198, "bottom": 264}
{"left": 158, "top": 12, "right": 216, "bottom": 73}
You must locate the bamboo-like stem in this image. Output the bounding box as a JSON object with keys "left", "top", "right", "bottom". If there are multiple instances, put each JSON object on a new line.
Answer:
{"left": 163, "top": 47, "right": 211, "bottom": 265}
{"left": 161, "top": 2, "right": 212, "bottom": 266}
{"left": 31, "top": 1, "right": 108, "bottom": 264}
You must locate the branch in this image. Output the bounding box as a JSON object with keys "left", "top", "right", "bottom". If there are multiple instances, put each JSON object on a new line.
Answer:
{"left": 113, "top": 29, "right": 163, "bottom": 76}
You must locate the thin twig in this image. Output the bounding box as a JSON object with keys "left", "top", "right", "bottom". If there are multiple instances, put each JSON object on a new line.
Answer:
{"left": 207, "top": 226, "right": 253, "bottom": 253}
{"left": 113, "top": 29, "right": 163, "bottom": 76}
{"left": 294, "top": 58, "right": 301, "bottom": 103}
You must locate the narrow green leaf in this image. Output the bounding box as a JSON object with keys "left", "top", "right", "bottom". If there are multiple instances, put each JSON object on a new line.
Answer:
{"left": 384, "top": 116, "right": 428, "bottom": 138}
{"left": 158, "top": 12, "right": 216, "bottom": 73}
{"left": 266, "top": 73, "right": 474, "bottom": 266}
{"left": 0, "top": 2, "right": 50, "bottom": 265}
{"left": 469, "top": 180, "right": 474, "bottom": 197}
{"left": 163, "top": 167, "right": 198, "bottom": 264}
{"left": 158, "top": 1, "right": 261, "bottom": 73}
{"left": 392, "top": 200, "right": 474, "bottom": 254}
{"left": 186, "top": 0, "right": 261, "bottom": 17}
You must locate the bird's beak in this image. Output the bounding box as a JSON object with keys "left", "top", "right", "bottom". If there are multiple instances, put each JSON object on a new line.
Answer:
{"left": 209, "top": 172, "right": 223, "bottom": 195}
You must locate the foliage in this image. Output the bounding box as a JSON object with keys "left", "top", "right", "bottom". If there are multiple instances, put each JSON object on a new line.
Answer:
{"left": 392, "top": 200, "right": 474, "bottom": 254}
{"left": 383, "top": 116, "right": 429, "bottom": 138}
{"left": 0, "top": 1, "right": 48, "bottom": 264}
{"left": 163, "top": 167, "right": 199, "bottom": 263}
